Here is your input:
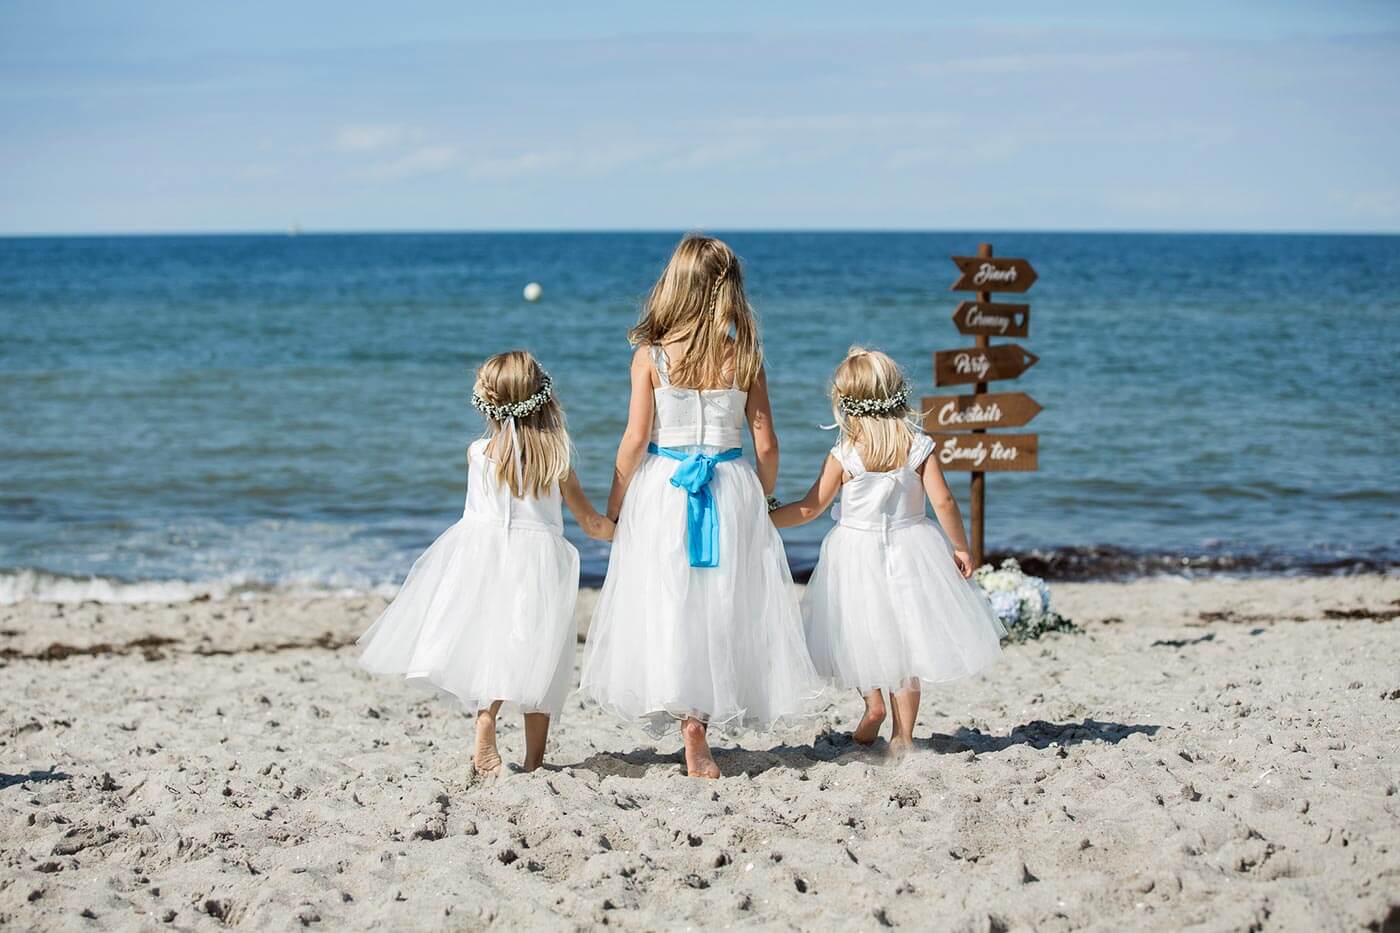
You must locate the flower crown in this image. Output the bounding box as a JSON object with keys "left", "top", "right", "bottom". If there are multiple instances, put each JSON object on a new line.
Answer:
{"left": 471, "top": 372, "right": 554, "bottom": 421}
{"left": 837, "top": 382, "right": 911, "bottom": 418}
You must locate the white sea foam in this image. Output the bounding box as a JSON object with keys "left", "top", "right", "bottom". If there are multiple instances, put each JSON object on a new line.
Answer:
{"left": 0, "top": 569, "right": 399, "bottom": 606}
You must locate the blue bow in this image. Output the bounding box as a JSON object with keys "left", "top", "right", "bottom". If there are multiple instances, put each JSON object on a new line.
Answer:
{"left": 648, "top": 442, "right": 743, "bottom": 568}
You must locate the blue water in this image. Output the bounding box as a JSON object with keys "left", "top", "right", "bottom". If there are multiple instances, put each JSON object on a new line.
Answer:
{"left": 2, "top": 232, "right": 1397, "bottom": 601}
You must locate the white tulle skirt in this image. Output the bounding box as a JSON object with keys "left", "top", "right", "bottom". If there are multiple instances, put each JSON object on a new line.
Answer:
{"left": 357, "top": 516, "right": 580, "bottom": 716}
{"left": 580, "top": 450, "right": 822, "bottom": 736}
{"left": 802, "top": 519, "right": 1007, "bottom": 693}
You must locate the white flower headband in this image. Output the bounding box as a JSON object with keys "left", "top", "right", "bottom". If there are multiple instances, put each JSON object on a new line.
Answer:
{"left": 837, "top": 383, "right": 911, "bottom": 418}
{"left": 471, "top": 372, "right": 554, "bottom": 422}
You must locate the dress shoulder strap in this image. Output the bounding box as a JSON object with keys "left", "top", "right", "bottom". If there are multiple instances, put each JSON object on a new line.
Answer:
{"left": 830, "top": 442, "right": 865, "bottom": 476}
{"left": 907, "top": 433, "right": 936, "bottom": 470}
{"left": 650, "top": 345, "right": 671, "bottom": 386}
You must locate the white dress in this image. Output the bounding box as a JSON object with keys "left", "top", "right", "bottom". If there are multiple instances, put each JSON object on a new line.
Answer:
{"left": 802, "top": 435, "right": 1007, "bottom": 692}
{"left": 580, "top": 347, "right": 821, "bottom": 735}
{"left": 357, "top": 438, "right": 580, "bottom": 716}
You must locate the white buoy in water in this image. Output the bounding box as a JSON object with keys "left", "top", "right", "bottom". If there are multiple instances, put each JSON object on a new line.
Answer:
{"left": 523, "top": 282, "right": 542, "bottom": 302}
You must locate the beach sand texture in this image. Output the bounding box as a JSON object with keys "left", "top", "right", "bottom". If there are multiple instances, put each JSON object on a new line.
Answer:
{"left": 3, "top": 576, "right": 1398, "bottom": 931}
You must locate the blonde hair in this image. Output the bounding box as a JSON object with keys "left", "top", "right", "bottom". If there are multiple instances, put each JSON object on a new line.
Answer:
{"left": 472, "top": 350, "right": 571, "bottom": 498}
{"left": 628, "top": 234, "right": 762, "bottom": 390}
{"left": 830, "top": 346, "right": 921, "bottom": 473}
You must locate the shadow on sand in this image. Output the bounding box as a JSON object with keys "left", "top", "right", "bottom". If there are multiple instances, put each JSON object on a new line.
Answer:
{"left": 565, "top": 719, "right": 1162, "bottom": 780}
{"left": 1, "top": 768, "right": 72, "bottom": 791}
{"left": 927, "top": 718, "right": 1161, "bottom": 754}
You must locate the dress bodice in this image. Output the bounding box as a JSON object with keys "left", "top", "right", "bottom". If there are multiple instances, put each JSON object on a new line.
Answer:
{"left": 830, "top": 434, "right": 936, "bottom": 532}
{"left": 649, "top": 346, "right": 748, "bottom": 449}
{"left": 464, "top": 438, "right": 564, "bottom": 533}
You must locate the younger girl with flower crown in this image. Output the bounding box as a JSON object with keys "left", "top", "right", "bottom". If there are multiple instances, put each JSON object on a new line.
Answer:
{"left": 770, "top": 347, "right": 1006, "bottom": 757}
{"left": 580, "top": 235, "right": 820, "bottom": 778}
{"left": 358, "top": 350, "right": 614, "bottom": 774}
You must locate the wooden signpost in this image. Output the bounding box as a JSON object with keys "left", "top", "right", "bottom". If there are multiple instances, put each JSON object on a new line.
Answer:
{"left": 934, "top": 243, "right": 1041, "bottom": 567}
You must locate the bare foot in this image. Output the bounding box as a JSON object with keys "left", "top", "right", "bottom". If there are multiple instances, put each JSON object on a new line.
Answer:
{"left": 473, "top": 711, "right": 503, "bottom": 775}
{"left": 522, "top": 751, "right": 544, "bottom": 773}
{"left": 887, "top": 736, "right": 913, "bottom": 761}
{"left": 681, "top": 719, "right": 721, "bottom": 779}
{"left": 852, "top": 693, "right": 887, "bottom": 745}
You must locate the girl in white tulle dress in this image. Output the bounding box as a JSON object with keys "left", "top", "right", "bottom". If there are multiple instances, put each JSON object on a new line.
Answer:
{"left": 358, "top": 351, "right": 613, "bottom": 774}
{"left": 580, "top": 235, "right": 821, "bottom": 778}
{"left": 770, "top": 347, "right": 1006, "bottom": 757}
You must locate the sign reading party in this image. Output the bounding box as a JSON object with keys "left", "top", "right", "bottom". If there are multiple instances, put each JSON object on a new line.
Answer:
{"left": 929, "top": 244, "right": 1042, "bottom": 566}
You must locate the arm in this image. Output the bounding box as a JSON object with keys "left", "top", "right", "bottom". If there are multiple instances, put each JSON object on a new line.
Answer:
{"left": 921, "top": 453, "right": 973, "bottom": 578}
{"left": 561, "top": 470, "right": 615, "bottom": 541}
{"left": 769, "top": 454, "right": 844, "bottom": 529}
{"left": 605, "top": 346, "right": 656, "bottom": 520}
{"left": 745, "top": 365, "right": 779, "bottom": 496}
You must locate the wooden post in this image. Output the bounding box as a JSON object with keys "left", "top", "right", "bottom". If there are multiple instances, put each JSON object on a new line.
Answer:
{"left": 969, "top": 242, "right": 992, "bottom": 567}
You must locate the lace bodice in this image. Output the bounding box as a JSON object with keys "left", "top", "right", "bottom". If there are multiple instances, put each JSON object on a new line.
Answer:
{"left": 649, "top": 346, "right": 748, "bottom": 449}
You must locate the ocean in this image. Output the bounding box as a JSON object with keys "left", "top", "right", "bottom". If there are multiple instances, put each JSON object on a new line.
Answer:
{"left": 2, "top": 231, "right": 1397, "bottom": 602}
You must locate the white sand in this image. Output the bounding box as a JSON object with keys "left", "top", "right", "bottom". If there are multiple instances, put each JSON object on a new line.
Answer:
{"left": 2, "top": 576, "right": 1398, "bottom": 931}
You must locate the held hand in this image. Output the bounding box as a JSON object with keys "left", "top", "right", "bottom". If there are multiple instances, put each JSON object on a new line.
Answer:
{"left": 597, "top": 516, "right": 617, "bottom": 542}
{"left": 953, "top": 550, "right": 974, "bottom": 579}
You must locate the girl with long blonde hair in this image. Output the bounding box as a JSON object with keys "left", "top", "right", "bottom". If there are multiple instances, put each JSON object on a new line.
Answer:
{"left": 770, "top": 347, "right": 1005, "bottom": 757}
{"left": 359, "top": 350, "right": 613, "bottom": 774}
{"left": 580, "top": 234, "right": 820, "bottom": 778}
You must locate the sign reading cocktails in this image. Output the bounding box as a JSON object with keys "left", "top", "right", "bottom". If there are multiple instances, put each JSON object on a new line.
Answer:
{"left": 929, "top": 245, "right": 1042, "bottom": 565}
{"left": 922, "top": 392, "right": 1042, "bottom": 431}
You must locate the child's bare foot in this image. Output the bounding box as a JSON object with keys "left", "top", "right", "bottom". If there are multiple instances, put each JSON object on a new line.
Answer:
{"left": 852, "top": 692, "right": 887, "bottom": 745}
{"left": 887, "top": 736, "right": 914, "bottom": 760}
{"left": 473, "top": 709, "right": 503, "bottom": 775}
{"left": 681, "top": 718, "right": 721, "bottom": 779}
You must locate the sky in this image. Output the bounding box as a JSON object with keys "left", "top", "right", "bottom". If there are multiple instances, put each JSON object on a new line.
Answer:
{"left": 2, "top": 1, "right": 1398, "bottom": 234}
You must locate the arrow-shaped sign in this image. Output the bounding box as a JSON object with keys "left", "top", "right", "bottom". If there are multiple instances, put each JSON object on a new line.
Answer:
{"left": 950, "top": 256, "right": 1038, "bottom": 293}
{"left": 921, "top": 392, "right": 1042, "bottom": 431}
{"left": 929, "top": 433, "right": 1039, "bottom": 472}
{"left": 951, "top": 301, "right": 1030, "bottom": 338}
{"left": 934, "top": 345, "right": 1038, "bottom": 387}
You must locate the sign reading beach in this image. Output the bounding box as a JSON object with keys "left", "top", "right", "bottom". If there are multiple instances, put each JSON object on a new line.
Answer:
{"left": 930, "top": 244, "right": 1041, "bottom": 566}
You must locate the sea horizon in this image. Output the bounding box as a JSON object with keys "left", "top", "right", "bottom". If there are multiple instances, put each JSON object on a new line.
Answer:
{"left": 3, "top": 229, "right": 1397, "bottom": 603}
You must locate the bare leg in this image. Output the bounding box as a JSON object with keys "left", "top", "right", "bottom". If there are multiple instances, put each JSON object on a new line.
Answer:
{"left": 473, "top": 701, "right": 504, "bottom": 775}
{"left": 523, "top": 713, "right": 550, "bottom": 772}
{"left": 852, "top": 689, "right": 887, "bottom": 745}
{"left": 888, "top": 685, "right": 921, "bottom": 759}
{"left": 681, "top": 717, "right": 721, "bottom": 779}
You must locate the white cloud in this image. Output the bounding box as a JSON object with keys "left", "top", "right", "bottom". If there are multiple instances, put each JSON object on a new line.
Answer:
{"left": 335, "top": 125, "right": 413, "bottom": 153}
{"left": 361, "top": 145, "right": 459, "bottom": 180}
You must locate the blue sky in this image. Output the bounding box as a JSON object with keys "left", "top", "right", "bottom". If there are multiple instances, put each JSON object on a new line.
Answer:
{"left": 2, "top": 2, "right": 1398, "bottom": 234}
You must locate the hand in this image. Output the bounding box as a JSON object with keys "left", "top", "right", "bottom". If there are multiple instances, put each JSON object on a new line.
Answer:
{"left": 953, "top": 550, "right": 974, "bottom": 579}
{"left": 599, "top": 517, "right": 616, "bottom": 542}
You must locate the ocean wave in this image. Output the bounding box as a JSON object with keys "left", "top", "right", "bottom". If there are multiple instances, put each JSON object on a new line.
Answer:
{"left": 0, "top": 569, "right": 399, "bottom": 606}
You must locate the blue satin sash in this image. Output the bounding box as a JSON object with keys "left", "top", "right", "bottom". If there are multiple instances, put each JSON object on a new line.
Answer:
{"left": 648, "top": 442, "right": 743, "bottom": 568}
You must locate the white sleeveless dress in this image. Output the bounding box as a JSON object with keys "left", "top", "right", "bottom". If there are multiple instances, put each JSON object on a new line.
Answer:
{"left": 802, "top": 435, "right": 1006, "bottom": 692}
{"left": 357, "top": 438, "right": 580, "bottom": 716}
{"left": 580, "top": 348, "right": 821, "bottom": 735}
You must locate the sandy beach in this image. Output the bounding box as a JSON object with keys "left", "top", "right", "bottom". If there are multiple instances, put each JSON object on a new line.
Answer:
{"left": 2, "top": 575, "right": 1398, "bottom": 931}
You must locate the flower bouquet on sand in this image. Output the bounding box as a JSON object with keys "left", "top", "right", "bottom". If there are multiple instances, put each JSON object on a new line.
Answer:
{"left": 973, "top": 558, "right": 1078, "bottom": 643}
